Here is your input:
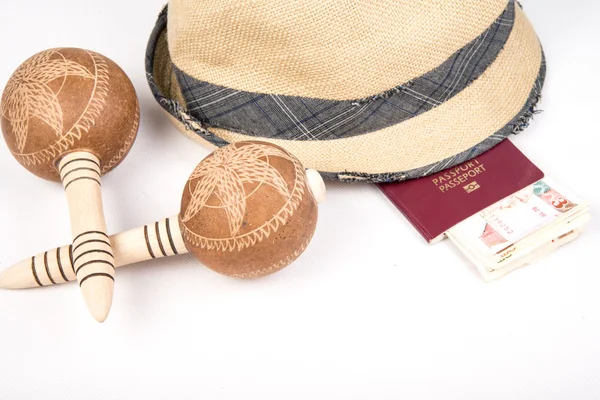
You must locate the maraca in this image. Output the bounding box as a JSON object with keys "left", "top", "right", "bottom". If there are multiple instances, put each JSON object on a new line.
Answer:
{"left": 0, "top": 141, "right": 326, "bottom": 290}
{"left": 1, "top": 48, "right": 139, "bottom": 321}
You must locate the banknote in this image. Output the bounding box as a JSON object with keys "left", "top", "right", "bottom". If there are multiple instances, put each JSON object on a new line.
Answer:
{"left": 533, "top": 181, "right": 578, "bottom": 213}
{"left": 448, "top": 212, "right": 591, "bottom": 281}
{"left": 455, "top": 180, "right": 579, "bottom": 254}
{"left": 449, "top": 179, "right": 586, "bottom": 252}
{"left": 482, "top": 212, "right": 590, "bottom": 269}
{"left": 447, "top": 177, "right": 590, "bottom": 281}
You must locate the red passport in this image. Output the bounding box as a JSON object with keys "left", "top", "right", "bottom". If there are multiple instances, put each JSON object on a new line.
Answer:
{"left": 378, "top": 140, "right": 544, "bottom": 243}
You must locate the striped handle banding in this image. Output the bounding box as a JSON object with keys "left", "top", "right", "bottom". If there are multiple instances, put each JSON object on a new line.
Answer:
{"left": 71, "top": 231, "right": 115, "bottom": 286}
{"left": 1, "top": 216, "right": 187, "bottom": 289}
{"left": 30, "top": 245, "right": 76, "bottom": 287}
{"left": 143, "top": 218, "right": 182, "bottom": 259}
{"left": 59, "top": 156, "right": 102, "bottom": 191}
{"left": 59, "top": 152, "right": 115, "bottom": 287}
{"left": 58, "top": 151, "right": 114, "bottom": 321}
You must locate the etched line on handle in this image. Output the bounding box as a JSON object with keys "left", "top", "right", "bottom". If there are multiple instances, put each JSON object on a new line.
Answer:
{"left": 63, "top": 176, "right": 102, "bottom": 191}
{"left": 144, "top": 225, "right": 156, "bottom": 259}
{"left": 68, "top": 245, "right": 75, "bottom": 274}
{"left": 79, "top": 273, "right": 114, "bottom": 287}
{"left": 58, "top": 157, "right": 101, "bottom": 176}
{"left": 56, "top": 247, "right": 69, "bottom": 283}
{"left": 61, "top": 167, "right": 101, "bottom": 182}
{"left": 75, "top": 260, "right": 115, "bottom": 276}
{"left": 73, "top": 230, "right": 110, "bottom": 243}
{"left": 73, "top": 249, "right": 114, "bottom": 265}
{"left": 73, "top": 238, "right": 111, "bottom": 253}
{"left": 165, "top": 217, "right": 179, "bottom": 255}
{"left": 43, "top": 251, "right": 56, "bottom": 285}
{"left": 155, "top": 221, "right": 168, "bottom": 257}
{"left": 31, "top": 256, "right": 43, "bottom": 287}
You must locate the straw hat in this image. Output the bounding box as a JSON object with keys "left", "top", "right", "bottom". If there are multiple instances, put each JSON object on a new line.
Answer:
{"left": 146, "top": 0, "right": 545, "bottom": 183}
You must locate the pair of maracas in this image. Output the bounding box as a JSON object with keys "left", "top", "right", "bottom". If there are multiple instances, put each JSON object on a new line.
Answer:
{"left": 0, "top": 48, "right": 325, "bottom": 322}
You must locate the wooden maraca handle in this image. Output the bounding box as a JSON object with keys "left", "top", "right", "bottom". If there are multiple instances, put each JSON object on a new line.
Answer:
{"left": 58, "top": 151, "right": 115, "bottom": 322}
{"left": 0, "top": 216, "right": 186, "bottom": 290}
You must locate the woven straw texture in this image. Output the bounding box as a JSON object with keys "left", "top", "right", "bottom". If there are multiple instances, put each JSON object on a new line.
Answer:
{"left": 168, "top": 0, "right": 508, "bottom": 100}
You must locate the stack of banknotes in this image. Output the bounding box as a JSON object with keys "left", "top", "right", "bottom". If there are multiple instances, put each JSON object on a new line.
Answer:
{"left": 446, "top": 179, "right": 591, "bottom": 281}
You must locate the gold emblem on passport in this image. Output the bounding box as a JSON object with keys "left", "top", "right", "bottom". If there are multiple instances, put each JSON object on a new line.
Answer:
{"left": 463, "top": 181, "right": 481, "bottom": 194}
{"left": 432, "top": 159, "right": 486, "bottom": 194}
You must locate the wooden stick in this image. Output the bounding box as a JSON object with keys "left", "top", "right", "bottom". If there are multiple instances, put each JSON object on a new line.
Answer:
{"left": 0, "top": 216, "right": 186, "bottom": 290}
{"left": 58, "top": 151, "right": 115, "bottom": 322}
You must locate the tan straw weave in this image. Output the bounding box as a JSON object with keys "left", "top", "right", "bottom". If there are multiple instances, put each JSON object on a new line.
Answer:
{"left": 168, "top": 0, "right": 508, "bottom": 100}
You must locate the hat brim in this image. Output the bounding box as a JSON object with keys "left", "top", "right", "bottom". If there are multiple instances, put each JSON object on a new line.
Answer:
{"left": 146, "top": 4, "right": 545, "bottom": 183}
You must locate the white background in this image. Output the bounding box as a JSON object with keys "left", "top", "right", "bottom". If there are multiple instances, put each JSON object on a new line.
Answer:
{"left": 0, "top": 1, "right": 599, "bottom": 399}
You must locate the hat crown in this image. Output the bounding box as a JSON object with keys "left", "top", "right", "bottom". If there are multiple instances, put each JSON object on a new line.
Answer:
{"left": 168, "top": 0, "right": 508, "bottom": 100}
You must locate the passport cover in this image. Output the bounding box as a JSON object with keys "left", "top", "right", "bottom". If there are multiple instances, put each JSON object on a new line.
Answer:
{"left": 377, "top": 140, "right": 544, "bottom": 243}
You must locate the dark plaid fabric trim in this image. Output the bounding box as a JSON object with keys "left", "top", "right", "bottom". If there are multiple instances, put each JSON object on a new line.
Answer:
{"left": 171, "top": 0, "right": 514, "bottom": 141}
{"left": 330, "top": 53, "right": 546, "bottom": 183}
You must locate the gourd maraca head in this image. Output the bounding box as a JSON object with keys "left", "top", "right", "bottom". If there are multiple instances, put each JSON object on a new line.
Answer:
{"left": 179, "top": 141, "right": 319, "bottom": 278}
{"left": 1, "top": 48, "right": 139, "bottom": 182}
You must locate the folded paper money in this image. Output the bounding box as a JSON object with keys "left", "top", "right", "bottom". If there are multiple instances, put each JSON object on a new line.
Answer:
{"left": 447, "top": 178, "right": 591, "bottom": 281}
{"left": 378, "top": 140, "right": 544, "bottom": 243}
